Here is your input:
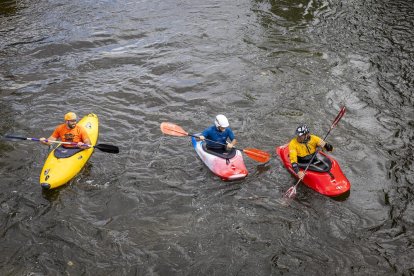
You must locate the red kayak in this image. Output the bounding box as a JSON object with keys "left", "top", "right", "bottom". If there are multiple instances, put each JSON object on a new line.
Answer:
{"left": 276, "top": 144, "right": 351, "bottom": 197}
{"left": 192, "top": 136, "right": 248, "bottom": 181}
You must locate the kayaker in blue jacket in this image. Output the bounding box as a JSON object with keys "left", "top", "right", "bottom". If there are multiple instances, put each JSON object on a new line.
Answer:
{"left": 199, "top": 114, "right": 237, "bottom": 153}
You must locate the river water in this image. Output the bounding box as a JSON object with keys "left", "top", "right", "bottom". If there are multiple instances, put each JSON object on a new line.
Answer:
{"left": 1, "top": 0, "right": 413, "bottom": 275}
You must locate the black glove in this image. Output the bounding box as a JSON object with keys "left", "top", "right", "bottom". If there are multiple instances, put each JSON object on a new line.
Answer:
{"left": 324, "top": 143, "right": 333, "bottom": 152}
{"left": 292, "top": 163, "right": 299, "bottom": 174}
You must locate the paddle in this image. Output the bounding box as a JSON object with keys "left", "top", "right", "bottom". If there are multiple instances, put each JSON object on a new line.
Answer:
{"left": 160, "top": 122, "right": 270, "bottom": 163}
{"left": 4, "top": 135, "right": 119, "bottom": 154}
{"left": 283, "top": 106, "right": 346, "bottom": 199}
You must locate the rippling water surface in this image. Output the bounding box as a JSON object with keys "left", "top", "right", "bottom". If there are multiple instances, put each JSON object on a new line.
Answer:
{"left": 1, "top": 0, "right": 413, "bottom": 274}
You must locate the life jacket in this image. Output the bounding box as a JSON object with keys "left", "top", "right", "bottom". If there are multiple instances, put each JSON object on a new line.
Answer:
{"left": 288, "top": 134, "right": 322, "bottom": 164}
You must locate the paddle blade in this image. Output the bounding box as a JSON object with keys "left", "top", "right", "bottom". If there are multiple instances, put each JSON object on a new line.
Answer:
{"left": 4, "top": 135, "right": 27, "bottom": 141}
{"left": 284, "top": 186, "right": 297, "bottom": 199}
{"left": 94, "top": 144, "right": 119, "bottom": 154}
{"left": 332, "top": 106, "right": 346, "bottom": 128}
{"left": 242, "top": 148, "right": 271, "bottom": 163}
{"left": 160, "top": 122, "right": 189, "bottom": 137}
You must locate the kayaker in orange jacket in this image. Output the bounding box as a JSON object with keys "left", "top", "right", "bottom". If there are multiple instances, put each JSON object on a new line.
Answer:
{"left": 289, "top": 125, "right": 333, "bottom": 180}
{"left": 40, "top": 112, "right": 91, "bottom": 149}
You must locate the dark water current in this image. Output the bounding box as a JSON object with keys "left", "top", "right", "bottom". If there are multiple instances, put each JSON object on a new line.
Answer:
{"left": 1, "top": 0, "right": 413, "bottom": 275}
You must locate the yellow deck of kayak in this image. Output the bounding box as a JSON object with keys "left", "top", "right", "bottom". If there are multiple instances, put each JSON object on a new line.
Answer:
{"left": 39, "top": 113, "right": 99, "bottom": 189}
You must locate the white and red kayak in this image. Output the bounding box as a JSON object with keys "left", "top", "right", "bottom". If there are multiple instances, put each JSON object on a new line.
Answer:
{"left": 191, "top": 136, "right": 248, "bottom": 181}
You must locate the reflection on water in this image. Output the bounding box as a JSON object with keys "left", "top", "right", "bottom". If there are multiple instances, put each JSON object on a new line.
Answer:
{"left": 41, "top": 187, "right": 62, "bottom": 202}
{"left": 331, "top": 190, "right": 350, "bottom": 202}
{"left": 0, "top": 0, "right": 413, "bottom": 274}
{"left": 0, "top": 0, "right": 19, "bottom": 16}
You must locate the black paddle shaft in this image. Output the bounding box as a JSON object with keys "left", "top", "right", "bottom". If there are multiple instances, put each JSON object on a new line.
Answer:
{"left": 5, "top": 135, "right": 119, "bottom": 154}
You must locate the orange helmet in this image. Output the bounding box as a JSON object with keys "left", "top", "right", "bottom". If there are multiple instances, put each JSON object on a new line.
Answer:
{"left": 64, "top": 112, "right": 77, "bottom": 121}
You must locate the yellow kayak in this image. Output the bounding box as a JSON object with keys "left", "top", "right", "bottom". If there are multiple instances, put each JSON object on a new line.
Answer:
{"left": 40, "top": 113, "right": 99, "bottom": 189}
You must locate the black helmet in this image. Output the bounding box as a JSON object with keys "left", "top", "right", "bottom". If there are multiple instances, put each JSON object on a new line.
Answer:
{"left": 296, "top": 125, "right": 309, "bottom": 136}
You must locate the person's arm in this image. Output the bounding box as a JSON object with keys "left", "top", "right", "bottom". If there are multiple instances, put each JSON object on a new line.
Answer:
{"left": 318, "top": 140, "right": 326, "bottom": 148}
{"left": 77, "top": 128, "right": 91, "bottom": 149}
{"left": 77, "top": 137, "right": 91, "bottom": 148}
{"left": 199, "top": 127, "right": 210, "bottom": 141}
{"left": 291, "top": 160, "right": 305, "bottom": 180}
{"left": 317, "top": 136, "right": 333, "bottom": 152}
{"left": 40, "top": 136, "right": 57, "bottom": 145}
{"left": 226, "top": 129, "right": 236, "bottom": 149}
{"left": 289, "top": 145, "right": 304, "bottom": 179}
{"left": 227, "top": 138, "right": 237, "bottom": 149}
{"left": 40, "top": 126, "right": 60, "bottom": 145}
{"left": 84, "top": 137, "right": 91, "bottom": 145}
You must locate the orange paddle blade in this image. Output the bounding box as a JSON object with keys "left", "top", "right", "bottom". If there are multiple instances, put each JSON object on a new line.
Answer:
{"left": 160, "top": 122, "right": 189, "bottom": 137}
{"left": 242, "top": 148, "right": 271, "bottom": 163}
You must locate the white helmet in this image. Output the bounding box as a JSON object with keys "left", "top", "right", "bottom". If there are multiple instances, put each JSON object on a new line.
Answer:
{"left": 215, "top": 114, "right": 229, "bottom": 128}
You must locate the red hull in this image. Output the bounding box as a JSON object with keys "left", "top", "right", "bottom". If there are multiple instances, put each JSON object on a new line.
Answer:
{"left": 276, "top": 144, "right": 350, "bottom": 197}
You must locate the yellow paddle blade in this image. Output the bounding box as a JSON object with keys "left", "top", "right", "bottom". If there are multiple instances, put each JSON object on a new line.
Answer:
{"left": 243, "top": 148, "right": 271, "bottom": 163}
{"left": 160, "top": 122, "right": 189, "bottom": 137}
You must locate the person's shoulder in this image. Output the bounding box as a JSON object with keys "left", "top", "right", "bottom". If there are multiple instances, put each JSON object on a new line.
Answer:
{"left": 310, "top": 134, "right": 321, "bottom": 140}
{"left": 205, "top": 125, "right": 216, "bottom": 132}
{"left": 76, "top": 124, "right": 87, "bottom": 132}
{"left": 55, "top": 124, "right": 66, "bottom": 130}
{"left": 288, "top": 138, "right": 298, "bottom": 146}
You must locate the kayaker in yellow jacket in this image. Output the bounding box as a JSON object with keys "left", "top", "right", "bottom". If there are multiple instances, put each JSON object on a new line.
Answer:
{"left": 289, "top": 125, "right": 333, "bottom": 180}
{"left": 40, "top": 112, "right": 91, "bottom": 149}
